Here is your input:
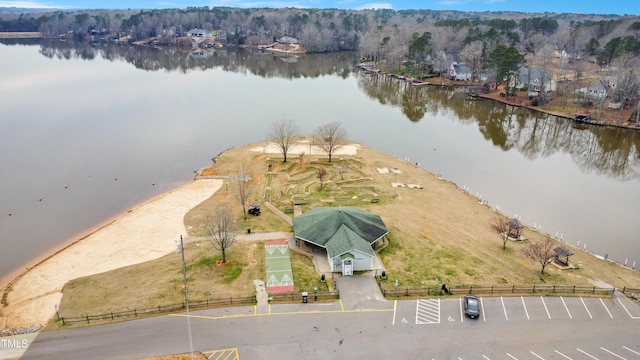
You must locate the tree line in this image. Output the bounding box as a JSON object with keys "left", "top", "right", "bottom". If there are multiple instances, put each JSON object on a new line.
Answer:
{"left": 1, "top": 7, "right": 639, "bottom": 68}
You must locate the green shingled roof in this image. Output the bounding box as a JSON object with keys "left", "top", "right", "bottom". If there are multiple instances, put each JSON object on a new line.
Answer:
{"left": 293, "top": 206, "right": 388, "bottom": 258}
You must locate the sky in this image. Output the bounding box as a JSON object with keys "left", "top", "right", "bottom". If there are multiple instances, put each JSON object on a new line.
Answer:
{"left": 0, "top": 0, "right": 638, "bottom": 15}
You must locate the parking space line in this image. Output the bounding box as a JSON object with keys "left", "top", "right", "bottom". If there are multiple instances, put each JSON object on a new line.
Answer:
{"left": 554, "top": 350, "right": 573, "bottom": 359}
{"left": 599, "top": 298, "right": 613, "bottom": 318}
{"left": 530, "top": 351, "right": 544, "bottom": 359}
{"left": 600, "top": 347, "right": 628, "bottom": 360}
{"left": 506, "top": 352, "right": 517, "bottom": 359}
{"left": 623, "top": 346, "right": 640, "bottom": 356}
{"left": 576, "top": 348, "right": 599, "bottom": 359}
{"left": 580, "top": 297, "right": 593, "bottom": 319}
{"left": 541, "top": 297, "right": 551, "bottom": 319}
{"left": 617, "top": 297, "right": 640, "bottom": 319}
{"left": 561, "top": 297, "right": 573, "bottom": 319}
{"left": 480, "top": 297, "right": 486, "bottom": 322}
{"left": 482, "top": 355, "right": 491, "bottom": 360}
{"left": 521, "top": 297, "right": 530, "bottom": 320}
{"left": 501, "top": 297, "right": 508, "bottom": 320}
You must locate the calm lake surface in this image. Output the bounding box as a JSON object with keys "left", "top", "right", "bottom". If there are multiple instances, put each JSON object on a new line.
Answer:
{"left": 1, "top": 40, "right": 639, "bottom": 286}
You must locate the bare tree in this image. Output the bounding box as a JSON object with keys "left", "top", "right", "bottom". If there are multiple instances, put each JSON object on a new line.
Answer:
{"left": 267, "top": 119, "right": 298, "bottom": 163}
{"left": 460, "top": 40, "right": 484, "bottom": 82}
{"left": 313, "top": 121, "right": 348, "bottom": 162}
{"left": 317, "top": 167, "right": 328, "bottom": 188}
{"left": 522, "top": 237, "right": 556, "bottom": 274}
{"left": 233, "top": 166, "right": 253, "bottom": 220}
{"left": 334, "top": 165, "right": 346, "bottom": 180}
{"left": 206, "top": 205, "right": 238, "bottom": 263}
{"left": 491, "top": 217, "right": 510, "bottom": 250}
{"left": 491, "top": 216, "right": 524, "bottom": 250}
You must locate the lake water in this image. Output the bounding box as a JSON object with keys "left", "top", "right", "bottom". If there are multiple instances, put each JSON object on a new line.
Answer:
{"left": 1, "top": 40, "right": 639, "bottom": 286}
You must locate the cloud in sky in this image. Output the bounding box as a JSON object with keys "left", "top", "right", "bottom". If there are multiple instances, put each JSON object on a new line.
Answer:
{"left": 0, "top": 0, "right": 60, "bottom": 7}
{"left": 356, "top": 2, "right": 392, "bottom": 10}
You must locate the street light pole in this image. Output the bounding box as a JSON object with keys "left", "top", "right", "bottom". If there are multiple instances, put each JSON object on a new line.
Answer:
{"left": 178, "top": 235, "right": 194, "bottom": 358}
{"left": 180, "top": 235, "right": 189, "bottom": 309}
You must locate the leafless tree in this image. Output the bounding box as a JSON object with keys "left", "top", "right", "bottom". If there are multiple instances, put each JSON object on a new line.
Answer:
{"left": 233, "top": 165, "right": 253, "bottom": 220}
{"left": 313, "top": 121, "right": 348, "bottom": 162}
{"left": 522, "top": 236, "right": 557, "bottom": 274}
{"left": 334, "top": 165, "right": 346, "bottom": 180}
{"left": 492, "top": 216, "right": 524, "bottom": 250}
{"left": 205, "top": 205, "right": 238, "bottom": 263}
{"left": 317, "top": 167, "right": 328, "bottom": 188}
{"left": 267, "top": 119, "right": 298, "bottom": 163}
{"left": 460, "top": 40, "right": 484, "bottom": 82}
{"left": 491, "top": 217, "right": 511, "bottom": 250}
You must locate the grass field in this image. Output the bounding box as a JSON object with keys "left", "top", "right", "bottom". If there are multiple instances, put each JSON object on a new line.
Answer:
{"left": 54, "top": 138, "right": 640, "bottom": 324}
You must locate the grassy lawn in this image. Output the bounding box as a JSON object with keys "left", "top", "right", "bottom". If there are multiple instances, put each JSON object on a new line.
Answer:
{"left": 54, "top": 138, "right": 640, "bottom": 325}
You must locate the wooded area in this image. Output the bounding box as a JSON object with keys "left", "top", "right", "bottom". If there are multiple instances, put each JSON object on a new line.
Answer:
{"left": 2, "top": 7, "right": 639, "bottom": 121}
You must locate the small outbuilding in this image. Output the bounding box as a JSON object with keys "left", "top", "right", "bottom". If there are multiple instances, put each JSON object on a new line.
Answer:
{"left": 293, "top": 206, "right": 388, "bottom": 276}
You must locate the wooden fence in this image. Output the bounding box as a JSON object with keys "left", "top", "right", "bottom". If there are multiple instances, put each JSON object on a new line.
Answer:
{"left": 268, "top": 292, "right": 339, "bottom": 304}
{"left": 379, "top": 284, "right": 618, "bottom": 298}
{"left": 59, "top": 296, "right": 255, "bottom": 325}
{"left": 59, "top": 291, "right": 338, "bottom": 325}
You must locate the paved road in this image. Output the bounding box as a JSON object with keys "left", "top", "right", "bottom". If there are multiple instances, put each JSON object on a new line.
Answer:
{"left": 17, "top": 291, "right": 640, "bottom": 359}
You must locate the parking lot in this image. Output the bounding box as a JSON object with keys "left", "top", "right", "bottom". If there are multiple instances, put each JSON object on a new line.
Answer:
{"left": 392, "top": 294, "right": 640, "bottom": 359}
{"left": 19, "top": 291, "right": 640, "bottom": 360}
{"left": 394, "top": 293, "right": 640, "bottom": 325}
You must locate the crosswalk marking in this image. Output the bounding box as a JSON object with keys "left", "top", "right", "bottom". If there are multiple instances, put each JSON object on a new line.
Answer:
{"left": 203, "top": 347, "right": 239, "bottom": 360}
{"left": 416, "top": 298, "right": 440, "bottom": 324}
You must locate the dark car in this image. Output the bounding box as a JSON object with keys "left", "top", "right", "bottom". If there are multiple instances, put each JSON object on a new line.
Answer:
{"left": 464, "top": 295, "right": 480, "bottom": 319}
{"left": 248, "top": 204, "right": 261, "bottom": 216}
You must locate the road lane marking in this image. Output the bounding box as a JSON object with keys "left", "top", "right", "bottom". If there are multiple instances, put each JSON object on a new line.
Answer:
{"left": 392, "top": 300, "right": 397, "bottom": 325}
{"left": 541, "top": 297, "right": 551, "bottom": 319}
{"left": 339, "top": 299, "right": 345, "bottom": 312}
{"left": 561, "top": 297, "right": 572, "bottom": 319}
{"left": 600, "top": 347, "right": 627, "bottom": 359}
{"left": 480, "top": 297, "right": 486, "bottom": 322}
{"left": 482, "top": 355, "right": 491, "bottom": 360}
{"left": 501, "top": 296, "right": 508, "bottom": 320}
{"left": 521, "top": 297, "right": 530, "bottom": 320}
{"left": 530, "top": 351, "right": 544, "bottom": 359}
{"left": 554, "top": 350, "right": 573, "bottom": 359}
{"left": 506, "top": 352, "right": 517, "bottom": 359}
{"left": 576, "top": 348, "right": 599, "bottom": 359}
{"left": 623, "top": 346, "right": 640, "bottom": 355}
{"left": 580, "top": 297, "right": 593, "bottom": 319}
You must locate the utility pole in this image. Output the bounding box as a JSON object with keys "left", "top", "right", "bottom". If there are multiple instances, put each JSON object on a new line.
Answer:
{"left": 180, "top": 235, "right": 189, "bottom": 309}
{"left": 178, "top": 235, "right": 194, "bottom": 358}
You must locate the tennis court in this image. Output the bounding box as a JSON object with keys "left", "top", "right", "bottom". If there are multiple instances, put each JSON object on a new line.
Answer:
{"left": 264, "top": 240, "right": 295, "bottom": 294}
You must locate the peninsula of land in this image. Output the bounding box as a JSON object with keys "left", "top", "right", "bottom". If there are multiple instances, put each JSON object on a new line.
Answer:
{"left": 2, "top": 139, "right": 640, "bottom": 332}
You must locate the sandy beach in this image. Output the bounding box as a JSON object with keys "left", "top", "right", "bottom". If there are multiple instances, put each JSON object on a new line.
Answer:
{"left": 0, "top": 140, "right": 356, "bottom": 330}
{"left": 0, "top": 179, "right": 222, "bottom": 329}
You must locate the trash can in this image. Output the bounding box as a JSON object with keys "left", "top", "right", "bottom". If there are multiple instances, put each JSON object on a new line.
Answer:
{"left": 302, "top": 292, "right": 308, "bottom": 303}
{"left": 247, "top": 228, "right": 251, "bottom": 234}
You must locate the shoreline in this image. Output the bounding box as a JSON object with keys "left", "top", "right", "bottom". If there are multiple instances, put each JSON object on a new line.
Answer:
{"left": 0, "top": 178, "right": 223, "bottom": 329}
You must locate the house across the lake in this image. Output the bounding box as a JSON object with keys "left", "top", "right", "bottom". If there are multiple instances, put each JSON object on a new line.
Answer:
{"left": 449, "top": 62, "right": 473, "bottom": 81}
{"left": 293, "top": 206, "right": 388, "bottom": 276}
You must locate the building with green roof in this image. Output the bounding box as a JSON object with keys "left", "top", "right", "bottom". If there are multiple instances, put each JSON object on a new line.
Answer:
{"left": 293, "top": 206, "right": 388, "bottom": 276}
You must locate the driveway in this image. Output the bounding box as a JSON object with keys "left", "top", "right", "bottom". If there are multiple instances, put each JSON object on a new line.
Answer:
{"left": 334, "top": 272, "right": 388, "bottom": 310}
